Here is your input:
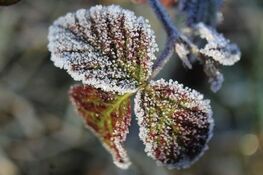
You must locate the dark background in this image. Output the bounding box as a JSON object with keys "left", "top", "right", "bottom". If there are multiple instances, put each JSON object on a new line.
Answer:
{"left": 0, "top": 0, "right": 262, "bottom": 174}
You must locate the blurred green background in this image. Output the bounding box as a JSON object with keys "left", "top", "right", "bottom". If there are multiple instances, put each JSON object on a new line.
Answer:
{"left": 0, "top": 0, "right": 262, "bottom": 175}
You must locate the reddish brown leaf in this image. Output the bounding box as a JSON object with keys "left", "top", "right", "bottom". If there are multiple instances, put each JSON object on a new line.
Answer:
{"left": 69, "top": 85, "right": 132, "bottom": 169}
{"left": 134, "top": 79, "right": 214, "bottom": 169}
{"left": 48, "top": 5, "right": 158, "bottom": 93}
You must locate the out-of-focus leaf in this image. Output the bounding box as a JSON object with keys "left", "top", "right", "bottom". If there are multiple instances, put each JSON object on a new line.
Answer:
{"left": 174, "top": 22, "right": 240, "bottom": 92}
{"left": 203, "top": 59, "right": 224, "bottom": 92}
{"left": 48, "top": 5, "right": 158, "bottom": 94}
{"left": 69, "top": 85, "right": 132, "bottom": 169}
{"left": 0, "top": 0, "right": 21, "bottom": 6}
{"left": 179, "top": 0, "right": 220, "bottom": 26}
{"left": 134, "top": 79, "right": 214, "bottom": 169}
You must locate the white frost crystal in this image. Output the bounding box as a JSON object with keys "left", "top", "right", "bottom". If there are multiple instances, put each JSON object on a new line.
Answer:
{"left": 48, "top": 5, "right": 158, "bottom": 93}
{"left": 134, "top": 79, "right": 214, "bottom": 169}
{"left": 195, "top": 22, "right": 241, "bottom": 66}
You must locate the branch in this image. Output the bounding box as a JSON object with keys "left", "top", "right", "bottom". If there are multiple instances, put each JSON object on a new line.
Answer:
{"left": 148, "top": 0, "right": 180, "bottom": 77}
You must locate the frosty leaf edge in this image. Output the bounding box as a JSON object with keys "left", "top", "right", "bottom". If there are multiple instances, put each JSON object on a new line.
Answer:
{"left": 69, "top": 85, "right": 132, "bottom": 169}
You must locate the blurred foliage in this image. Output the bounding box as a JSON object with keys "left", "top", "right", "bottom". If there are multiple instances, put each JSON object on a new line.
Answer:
{"left": 0, "top": 0, "right": 262, "bottom": 175}
{"left": 0, "top": 0, "right": 21, "bottom": 6}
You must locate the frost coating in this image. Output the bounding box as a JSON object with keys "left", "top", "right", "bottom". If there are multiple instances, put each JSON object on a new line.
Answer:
{"left": 134, "top": 79, "right": 214, "bottom": 169}
{"left": 195, "top": 23, "right": 241, "bottom": 66}
{"left": 48, "top": 5, "right": 158, "bottom": 93}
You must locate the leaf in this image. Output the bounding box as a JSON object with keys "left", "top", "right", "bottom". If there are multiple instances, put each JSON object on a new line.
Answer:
{"left": 174, "top": 22, "right": 240, "bottom": 92}
{"left": 0, "top": 0, "right": 21, "bottom": 6}
{"left": 195, "top": 23, "right": 241, "bottom": 66}
{"left": 203, "top": 59, "right": 224, "bottom": 92}
{"left": 48, "top": 5, "right": 158, "bottom": 94}
{"left": 134, "top": 79, "right": 214, "bottom": 169}
{"left": 69, "top": 85, "right": 132, "bottom": 169}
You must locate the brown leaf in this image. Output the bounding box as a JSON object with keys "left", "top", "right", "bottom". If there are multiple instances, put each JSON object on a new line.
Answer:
{"left": 48, "top": 5, "right": 158, "bottom": 93}
{"left": 69, "top": 85, "right": 132, "bottom": 169}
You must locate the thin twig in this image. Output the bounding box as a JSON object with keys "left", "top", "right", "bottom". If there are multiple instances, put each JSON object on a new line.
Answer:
{"left": 148, "top": 0, "right": 180, "bottom": 77}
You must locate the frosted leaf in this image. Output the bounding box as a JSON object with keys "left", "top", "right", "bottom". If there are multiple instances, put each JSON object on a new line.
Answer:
{"left": 204, "top": 59, "right": 224, "bottom": 92}
{"left": 69, "top": 85, "right": 132, "bottom": 169}
{"left": 134, "top": 79, "right": 214, "bottom": 169}
{"left": 195, "top": 23, "right": 241, "bottom": 66}
{"left": 48, "top": 5, "right": 158, "bottom": 93}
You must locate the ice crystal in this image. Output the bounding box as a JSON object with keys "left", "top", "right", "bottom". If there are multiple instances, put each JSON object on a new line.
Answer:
{"left": 134, "top": 79, "right": 214, "bottom": 169}
{"left": 48, "top": 5, "right": 158, "bottom": 94}
{"left": 69, "top": 85, "right": 132, "bottom": 169}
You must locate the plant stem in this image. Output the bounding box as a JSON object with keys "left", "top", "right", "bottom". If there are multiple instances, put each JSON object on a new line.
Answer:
{"left": 148, "top": 0, "right": 180, "bottom": 78}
